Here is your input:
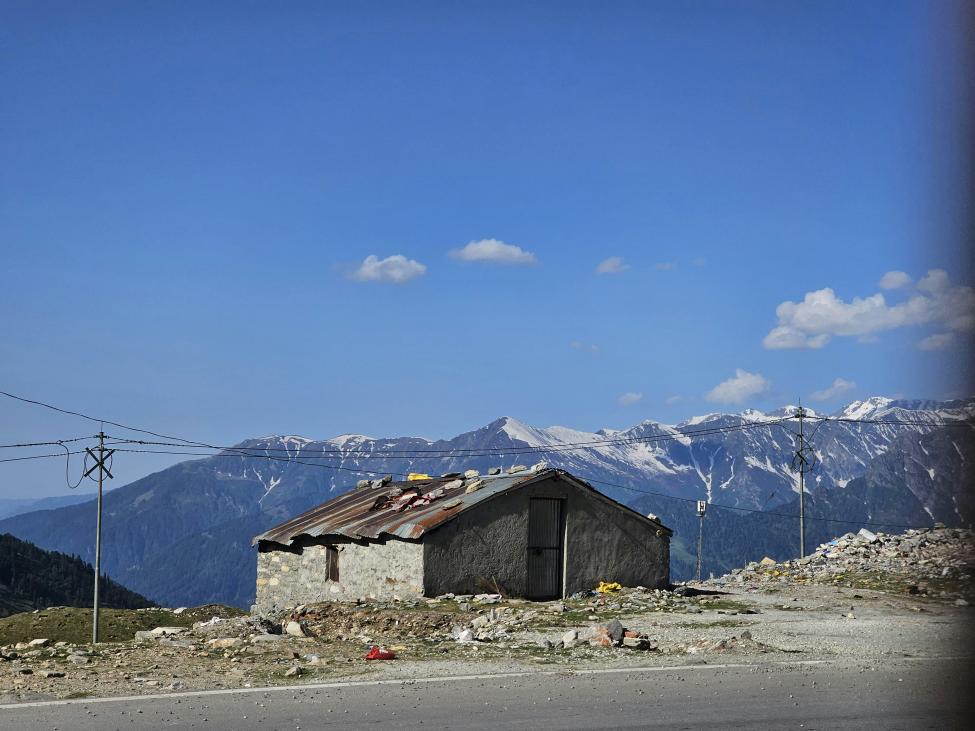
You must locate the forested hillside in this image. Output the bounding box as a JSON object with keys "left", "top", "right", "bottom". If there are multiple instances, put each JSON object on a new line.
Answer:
{"left": 0, "top": 533, "right": 154, "bottom": 618}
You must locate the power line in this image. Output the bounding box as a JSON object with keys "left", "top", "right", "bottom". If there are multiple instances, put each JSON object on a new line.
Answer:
{"left": 103, "top": 418, "right": 794, "bottom": 459}
{"left": 111, "top": 447, "right": 415, "bottom": 479}
{"left": 108, "top": 445, "right": 941, "bottom": 531}
{"left": 0, "top": 390, "right": 209, "bottom": 447}
{"left": 586, "top": 477, "right": 934, "bottom": 530}
{"left": 4, "top": 389, "right": 805, "bottom": 461}
{"left": 2, "top": 388, "right": 966, "bottom": 532}
{"left": 808, "top": 415, "right": 974, "bottom": 428}
{"left": 0, "top": 436, "right": 96, "bottom": 449}
{"left": 0, "top": 449, "right": 87, "bottom": 464}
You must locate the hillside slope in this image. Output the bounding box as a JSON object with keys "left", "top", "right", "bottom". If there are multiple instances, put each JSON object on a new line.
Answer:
{"left": 0, "top": 533, "right": 154, "bottom": 618}
{"left": 0, "top": 398, "right": 970, "bottom": 607}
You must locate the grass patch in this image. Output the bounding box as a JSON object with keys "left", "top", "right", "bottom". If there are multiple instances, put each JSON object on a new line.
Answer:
{"left": 0, "top": 605, "right": 246, "bottom": 646}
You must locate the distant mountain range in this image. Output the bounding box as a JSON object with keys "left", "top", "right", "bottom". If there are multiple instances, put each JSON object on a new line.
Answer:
{"left": 0, "top": 493, "right": 96, "bottom": 521}
{"left": 0, "top": 397, "right": 971, "bottom": 608}
{"left": 0, "top": 533, "right": 153, "bottom": 618}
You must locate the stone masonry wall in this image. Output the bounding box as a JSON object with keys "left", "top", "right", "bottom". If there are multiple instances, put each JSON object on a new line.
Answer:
{"left": 253, "top": 537, "right": 424, "bottom": 616}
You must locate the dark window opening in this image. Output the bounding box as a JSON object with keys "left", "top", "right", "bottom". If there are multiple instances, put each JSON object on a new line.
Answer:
{"left": 327, "top": 546, "right": 340, "bottom": 582}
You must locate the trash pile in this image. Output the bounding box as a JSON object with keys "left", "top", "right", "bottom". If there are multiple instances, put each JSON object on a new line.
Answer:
{"left": 713, "top": 526, "right": 974, "bottom": 601}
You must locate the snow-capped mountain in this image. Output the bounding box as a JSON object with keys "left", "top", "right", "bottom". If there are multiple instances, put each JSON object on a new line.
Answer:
{"left": 1, "top": 397, "right": 970, "bottom": 608}
{"left": 231, "top": 397, "right": 975, "bottom": 514}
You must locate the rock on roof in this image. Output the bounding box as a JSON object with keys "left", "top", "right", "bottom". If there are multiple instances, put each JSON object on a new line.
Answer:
{"left": 253, "top": 467, "right": 671, "bottom": 546}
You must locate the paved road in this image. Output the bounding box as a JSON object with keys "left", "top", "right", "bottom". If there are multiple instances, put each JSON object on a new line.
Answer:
{"left": 2, "top": 659, "right": 971, "bottom": 730}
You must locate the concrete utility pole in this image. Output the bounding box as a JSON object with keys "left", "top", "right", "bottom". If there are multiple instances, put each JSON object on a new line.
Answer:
{"left": 84, "top": 432, "right": 114, "bottom": 644}
{"left": 791, "top": 405, "right": 814, "bottom": 559}
{"left": 696, "top": 500, "right": 707, "bottom": 581}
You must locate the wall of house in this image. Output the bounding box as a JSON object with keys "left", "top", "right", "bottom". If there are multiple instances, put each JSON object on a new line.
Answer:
{"left": 422, "top": 474, "right": 670, "bottom": 598}
{"left": 253, "top": 536, "right": 424, "bottom": 616}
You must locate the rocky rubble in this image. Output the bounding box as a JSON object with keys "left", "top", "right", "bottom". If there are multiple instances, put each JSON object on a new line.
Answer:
{"left": 710, "top": 526, "right": 974, "bottom": 602}
{"left": 4, "top": 526, "right": 971, "bottom": 703}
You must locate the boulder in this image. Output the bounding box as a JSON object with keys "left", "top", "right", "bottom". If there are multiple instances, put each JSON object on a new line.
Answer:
{"left": 207, "top": 638, "right": 242, "bottom": 649}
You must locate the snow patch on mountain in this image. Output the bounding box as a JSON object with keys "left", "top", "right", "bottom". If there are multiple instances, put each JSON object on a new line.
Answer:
{"left": 329, "top": 434, "right": 378, "bottom": 448}
{"left": 836, "top": 397, "right": 894, "bottom": 420}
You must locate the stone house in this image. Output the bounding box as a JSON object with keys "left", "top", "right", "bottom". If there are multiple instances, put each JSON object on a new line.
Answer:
{"left": 252, "top": 466, "right": 671, "bottom": 615}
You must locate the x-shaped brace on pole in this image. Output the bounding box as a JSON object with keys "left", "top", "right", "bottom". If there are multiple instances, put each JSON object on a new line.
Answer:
{"left": 84, "top": 448, "right": 116, "bottom": 480}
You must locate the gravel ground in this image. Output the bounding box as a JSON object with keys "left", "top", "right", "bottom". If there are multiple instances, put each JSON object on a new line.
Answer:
{"left": 1, "top": 527, "right": 971, "bottom": 704}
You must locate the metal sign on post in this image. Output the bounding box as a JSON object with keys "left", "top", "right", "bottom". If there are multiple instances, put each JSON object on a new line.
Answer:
{"left": 696, "top": 500, "right": 707, "bottom": 517}
{"left": 84, "top": 432, "right": 115, "bottom": 644}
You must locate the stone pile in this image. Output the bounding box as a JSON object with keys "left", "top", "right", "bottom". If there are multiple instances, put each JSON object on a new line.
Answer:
{"left": 285, "top": 603, "right": 459, "bottom": 643}
{"left": 684, "top": 630, "right": 765, "bottom": 655}
{"left": 712, "top": 526, "right": 974, "bottom": 600}
{"left": 586, "top": 619, "right": 655, "bottom": 650}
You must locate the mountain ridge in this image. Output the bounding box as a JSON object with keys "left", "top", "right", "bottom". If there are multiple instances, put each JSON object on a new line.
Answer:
{"left": 0, "top": 396, "right": 970, "bottom": 608}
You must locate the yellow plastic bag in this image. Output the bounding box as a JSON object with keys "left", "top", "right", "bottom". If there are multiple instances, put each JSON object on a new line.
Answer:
{"left": 408, "top": 473, "right": 432, "bottom": 481}
{"left": 596, "top": 581, "right": 622, "bottom": 594}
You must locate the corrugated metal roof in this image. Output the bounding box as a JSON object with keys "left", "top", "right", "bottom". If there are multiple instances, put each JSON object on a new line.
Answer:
{"left": 253, "top": 470, "right": 541, "bottom": 545}
{"left": 253, "top": 468, "right": 672, "bottom": 546}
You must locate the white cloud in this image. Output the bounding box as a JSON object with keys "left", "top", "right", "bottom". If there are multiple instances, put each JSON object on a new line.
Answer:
{"left": 917, "top": 332, "right": 954, "bottom": 351}
{"left": 655, "top": 262, "right": 675, "bottom": 271}
{"left": 595, "top": 256, "right": 630, "bottom": 275}
{"left": 617, "top": 392, "right": 643, "bottom": 406}
{"left": 449, "top": 238, "right": 536, "bottom": 265}
{"left": 570, "top": 340, "right": 600, "bottom": 355}
{"left": 705, "top": 369, "right": 769, "bottom": 405}
{"left": 810, "top": 377, "right": 856, "bottom": 402}
{"left": 350, "top": 254, "right": 426, "bottom": 284}
{"left": 664, "top": 395, "right": 683, "bottom": 405}
{"left": 879, "top": 271, "right": 911, "bottom": 290}
{"left": 762, "top": 269, "right": 975, "bottom": 349}
{"left": 918, "top": 269, "right": 950, "bottom": 293}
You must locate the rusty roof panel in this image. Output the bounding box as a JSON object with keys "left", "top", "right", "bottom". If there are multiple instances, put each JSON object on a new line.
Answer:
{"left": 253, "top": 470, "right": 542, "bottom": 546}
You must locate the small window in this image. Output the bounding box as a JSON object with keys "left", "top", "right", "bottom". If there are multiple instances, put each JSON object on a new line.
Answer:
{"left": 327, "top": 546, "right": 339, "bottom": 582}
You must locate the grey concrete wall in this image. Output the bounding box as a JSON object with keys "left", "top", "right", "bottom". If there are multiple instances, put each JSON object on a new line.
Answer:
{"left": 423, "top": 474, "right": 669, "bottom": 598}
{"left": 253, "top": 537, "right": 424, "bottom": 616}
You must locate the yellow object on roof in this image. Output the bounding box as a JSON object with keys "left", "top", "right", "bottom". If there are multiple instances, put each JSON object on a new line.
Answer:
{"left": 407, "top": 473, "right": 432, "bottom": 481}
{"left": 596, "top": 581, "right": 622, "bottom": 594}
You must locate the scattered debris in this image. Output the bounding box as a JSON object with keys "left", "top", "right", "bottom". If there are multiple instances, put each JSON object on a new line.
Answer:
{"left": 364, "top": 646, "right": 396, "bottom": 660}
{"left": 0, "top": 526, "right": 968, "bottom": 703}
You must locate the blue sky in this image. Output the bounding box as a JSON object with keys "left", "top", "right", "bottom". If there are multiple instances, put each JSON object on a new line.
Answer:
{"left": 1, "top": 1, "right": 972, "bottom": 496}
